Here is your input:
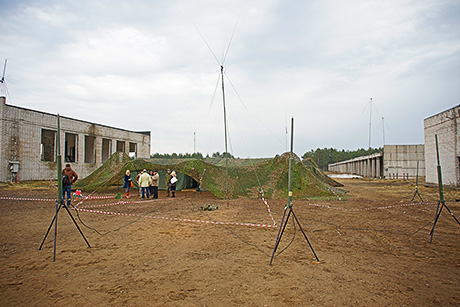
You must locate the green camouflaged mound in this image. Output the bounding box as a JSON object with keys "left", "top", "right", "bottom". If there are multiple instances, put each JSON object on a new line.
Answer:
{"left": 75, "top": 152, "right": 343, "bottom": 199}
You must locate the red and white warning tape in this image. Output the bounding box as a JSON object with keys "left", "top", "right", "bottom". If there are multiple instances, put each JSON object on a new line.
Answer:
{"left": 305, "top": 202, "right": 436, "bottom": 212}
{"left": 0, "top": 193, "right": 276, "bottom": 228}
{"left": 0, "top": 196, "right": 55, "bottom": 202}
{"left": 78, "top": 197, "right": 177, "bottom": 209}
{"left": 75, "top": 207, "right": 276, "bottom": 228}
{"left": 260, "top": 189, "right": 277, "bottom": 226}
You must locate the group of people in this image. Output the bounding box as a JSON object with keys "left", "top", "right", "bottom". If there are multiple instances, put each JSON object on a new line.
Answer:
{"left": 123, "top": 169, "right": 177, "bottom": 199}
{"left": 60, "top": 164, "right": 179, "bottom": 207}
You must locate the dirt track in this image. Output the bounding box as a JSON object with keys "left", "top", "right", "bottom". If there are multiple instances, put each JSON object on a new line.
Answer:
{"left": 1, "top": 178, "right": 459, "bottom": 306}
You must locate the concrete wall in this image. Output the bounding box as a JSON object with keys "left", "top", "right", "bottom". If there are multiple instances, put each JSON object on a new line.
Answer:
{"left": 383, "top": 145, "right": 425, "bottom": 179}
{"left": 328, "top": 145, "right": 425, "bottom": 179}
{"left": 328, "top": 152, "right": 384, "bottom": 178}
{"left": 0, "top": 97, "right": 151, "bottom": 182}
{"left": 424, "top": 105, "right": 460, "bottom": 186}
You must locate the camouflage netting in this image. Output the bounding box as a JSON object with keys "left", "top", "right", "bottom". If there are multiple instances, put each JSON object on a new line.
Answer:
{"left": 75, "top": 152, "right": 343, "bottom": 199}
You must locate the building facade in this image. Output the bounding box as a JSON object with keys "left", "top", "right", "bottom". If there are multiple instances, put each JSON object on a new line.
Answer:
{"left": 424, "top": 105, "right": 460, "bottom": 186}
{"left": 327, "top": 152, "right": 384, "bottom": 178}
{"left": 0, "top": 97, "right": 151, "bottom": 182}
{"left": 328, "top": 145, "right": 425, "bottom": 179}
{"left": 383, "top": 145, "right": 425, "bottom": 179}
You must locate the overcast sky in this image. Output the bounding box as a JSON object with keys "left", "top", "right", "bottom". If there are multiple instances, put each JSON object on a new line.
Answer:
{"left": 1, "top": 0, "right": 459, "bottom": 158}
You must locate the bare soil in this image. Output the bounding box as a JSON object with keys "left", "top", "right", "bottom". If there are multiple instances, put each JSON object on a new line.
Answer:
{"left": 1, "top": 178, "right": 459, "bottom": 306}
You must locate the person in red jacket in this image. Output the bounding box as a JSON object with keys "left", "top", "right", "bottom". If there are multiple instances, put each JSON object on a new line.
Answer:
{"left": 62, "top": 164, "right": 78, "bottom": 207}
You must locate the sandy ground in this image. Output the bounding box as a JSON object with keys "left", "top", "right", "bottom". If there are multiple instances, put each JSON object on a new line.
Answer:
{"left": 1, "top": 178, "right": 460, "bottom": 306}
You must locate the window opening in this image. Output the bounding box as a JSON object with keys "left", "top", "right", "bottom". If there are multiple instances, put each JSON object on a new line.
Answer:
{"left": 65, "top": 133, "right": 78, "bottom": 162}
{"left": 85, "top": 135, "right": 96, "bottom": 163}
{"left": 116, "top": 140, "right": 125, "bottom": 153}
{"left": 102, "top": 138, "right": 112, "bottom": 163}
{"left": 129, "top": 142, "right": 137, "bottom": 159}
{"left": 41, "top": 129, "right": 56, "bottom": 162}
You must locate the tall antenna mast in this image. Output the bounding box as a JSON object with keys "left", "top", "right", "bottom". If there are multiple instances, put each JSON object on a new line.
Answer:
{"left": 193, "top": 132, "right": 196, "bottom": 154}
{"left": 285, "top": 110, "right": 288, "bottom": 152}
{"left": 382, "top": 116, "right": 385, "bottom": 146}
{"left": 195, "top": 23, "right": 237, "bottom": 207}
{"left": 221, "top": 65, "right": 229, "bottom": 207}
{"left": 368, "top": 98, "right": 372, "bottom": 149}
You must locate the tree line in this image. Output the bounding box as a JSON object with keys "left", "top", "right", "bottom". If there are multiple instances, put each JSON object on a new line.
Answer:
{"left": 302, "top": 147, "right": 382, "bottom": 170}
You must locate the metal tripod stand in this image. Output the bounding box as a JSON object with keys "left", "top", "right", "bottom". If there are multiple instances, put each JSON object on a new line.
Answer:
{"left": 411, "top": 160, "right": 423, "bottom": 202}
{"left": 270, "top": 117, "right": 319, "bottom": 264}
{"left": 39, "top": 199, "right": 91, "bottom": 260}
{"left": 429, "top": 135, "right": 460, "bottom": 243}
{"left": 38, "top": 115, "right": 90, "bottom": 261}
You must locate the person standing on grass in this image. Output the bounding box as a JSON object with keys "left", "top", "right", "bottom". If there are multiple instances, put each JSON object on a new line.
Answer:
{"left": 151, "top": 170, "right": 159, "bottom": 199}
{"left": 123, "top": 170, "right": 132, "bottom": 198}
{"left": 139, "top": 169, "right": 152, "bottom": 199}
{"left": 62, "top": 163, "right": 78, "bottom": 207}
{"left": 170, "top": 171, "right": 177, "bottom": 198}
{"left": 165, "top": 169, "right": 171, "bottom": 197}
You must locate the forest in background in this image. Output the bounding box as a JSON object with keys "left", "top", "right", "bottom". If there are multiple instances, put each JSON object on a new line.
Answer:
{"left": 302, "top": 147, "right": 382, "bottom": 170}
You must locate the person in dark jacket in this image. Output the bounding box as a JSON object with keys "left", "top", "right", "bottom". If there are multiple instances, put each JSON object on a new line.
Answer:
{"left": 165, "top": 169, "right": 171, "bottom": 197}
{"left": 123, "top": 170, "right": 132, "bottom": 198}
{"left": 169, "top": 171, "right": 177, "bottom": 198}
{"left": 151, "top": 170, "right": 159, "bottom": 199}
{"left": 62, "top": 164, "right": 78, "bottom": 207}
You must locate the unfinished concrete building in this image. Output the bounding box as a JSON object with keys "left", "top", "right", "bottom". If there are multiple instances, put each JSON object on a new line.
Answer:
{"left": 0, "top": 97, "right": 151, "bottom": 182}
{"left": 328, "top": 145, "right": 425, "bottom": 179}
{"left": 327, "top": 152, "right": 384, "bottom": 178}
{"left": 424, "top": 105, "right": 460, "bottom": 186}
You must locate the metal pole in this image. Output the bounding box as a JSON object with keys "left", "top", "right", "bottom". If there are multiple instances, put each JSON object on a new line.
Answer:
{"left": 430, "top": 134, "right": 445, "bottom": 243}
{"left": 221, "top": 65, "right": 229, "bottom": 206}
{"left": 382, "top": 116, "right": 385, "bottom": 146}
{"left": 368, "top": 98, "right": 372, "bottom": 150}
{"left": 57, "top": 115, "right": 63, "bottom": 203}
{"left": 54, "top": 114, "right": 63, "bottom": 261}
{"left": 287, "top": 117, "right": 294, "bottom": 208}
{"left": 435, "top": 135, "right": 444, "bottom": 202}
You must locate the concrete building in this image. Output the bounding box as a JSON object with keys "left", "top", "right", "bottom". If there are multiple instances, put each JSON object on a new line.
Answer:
{"left": 383, "top": 145, "right": 425, "bottom": 179}
{"left": 0, "top": 97, "right": 150, "bottom": 182}
{"left": 424, "top": 105, "right": 460, "bottom": 186}
{"left": 328, "top": 145, "right": 425, "bottom": 179}
{"left": 327, "top": 152, "right": 383, "bottom": 178}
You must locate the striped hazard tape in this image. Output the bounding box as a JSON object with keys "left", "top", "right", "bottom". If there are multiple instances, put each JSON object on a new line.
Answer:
{"left": 0, "top": 196, "right": 56, "bottom": 202}
{"left": 75, "top": 207, "right": 277, "bottom": 228}
{"left": 260, "top": 189, "right": 276, "bottom": 226}
{"left": 78, "top": 197, "right": 177, "bottom": 209}
{"left": 305, "top": 202, "right": 436, "bottom": 212}
{"left": 0, "top": 193, "right": 277, "bottom": 229}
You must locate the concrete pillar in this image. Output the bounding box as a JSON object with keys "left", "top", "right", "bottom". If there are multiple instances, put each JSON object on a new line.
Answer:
{"left": 370, "top": 158, "right": 375, "bottom": 178}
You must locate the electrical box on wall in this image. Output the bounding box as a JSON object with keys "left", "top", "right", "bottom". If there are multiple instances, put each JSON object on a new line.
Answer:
{"left": 9, "top": 161, "right": 19, "bottom": 172}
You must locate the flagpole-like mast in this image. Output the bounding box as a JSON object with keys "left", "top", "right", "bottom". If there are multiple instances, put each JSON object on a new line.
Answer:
{"left": 382, "top": 116, "right": 385, "bottom": 146}
{"left": 368, "top": 98, "right": 372, "bottom": 149}
{"left": 221, "top": 65, "right": 229, "bottom": 207}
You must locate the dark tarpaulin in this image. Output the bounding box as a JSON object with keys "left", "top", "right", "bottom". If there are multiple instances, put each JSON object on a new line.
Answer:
{"left": 131, "top": 170, "right": 204, "bottom": 191}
